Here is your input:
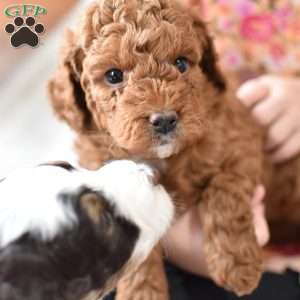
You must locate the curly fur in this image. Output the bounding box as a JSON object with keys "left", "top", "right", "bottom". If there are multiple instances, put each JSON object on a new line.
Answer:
{"left": 48, "top": 0, "right": 300, "bottom": 298}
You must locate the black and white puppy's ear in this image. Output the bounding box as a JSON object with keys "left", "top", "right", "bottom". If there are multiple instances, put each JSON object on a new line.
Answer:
{"left": 55, "top": 186, "right": 142, "bottom": 300}
{"left": 79, "top": 191, "right": 105, "bottom": 224}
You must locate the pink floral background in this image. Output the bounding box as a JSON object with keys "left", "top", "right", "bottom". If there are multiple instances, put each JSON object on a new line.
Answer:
{"left": 201, "top": 0, "right": 300, "bottom": 77}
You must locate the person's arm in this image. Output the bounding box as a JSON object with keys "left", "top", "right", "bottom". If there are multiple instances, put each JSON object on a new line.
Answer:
{"left": 162, "top": 186, "right": 269, "bottom": 277}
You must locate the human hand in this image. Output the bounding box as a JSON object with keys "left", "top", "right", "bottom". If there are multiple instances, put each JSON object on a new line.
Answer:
{"left": 265, "top": 254, "right": 300, "bottom": 274}
{"left": 237, "top": 76, "right": 300, "bottom": 163}
{"left": 162, "top": 185, "right": 269, "bottom": 277}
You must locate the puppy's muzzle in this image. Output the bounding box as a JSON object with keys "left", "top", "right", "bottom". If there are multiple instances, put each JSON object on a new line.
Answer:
{"left": 150, "top": 111, "right": 178, "bottom": 135}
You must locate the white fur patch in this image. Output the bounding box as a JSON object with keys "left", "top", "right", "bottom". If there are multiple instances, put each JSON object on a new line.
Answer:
{"left": 154, "top": 143, "right": 176, "bottom": 159}
{"left": 0, "top": 166, "right": 79, "bottom": 248}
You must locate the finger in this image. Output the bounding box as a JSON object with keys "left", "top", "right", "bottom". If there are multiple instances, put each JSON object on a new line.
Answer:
{"left": 254, "top": 217, "right": 270, "bottom": 247}
{"left": 271, "top": 131, "right": 300, "bottom": 163}
{"left": 265, "top": 256, "right": 300, "bottom": 274}
{"left": 251, "top": 95, "right": 284, "bottom": 127}
{"left": 236, "top": 79, "right": 269, "bottom": 108}
{"left": 264, "top": 256, "right": 289, "bottom": 274}
{"left": 253, "top": 206, "right": 270, "bottom": 247}
{"left": 251, "top": 185, "right": 266, "bottom": 206}
{"left": 251, "top": 185, "right": 269, "bottom": 246}
{"left": 265, "top": 113, "right": 298, "bottom": 151}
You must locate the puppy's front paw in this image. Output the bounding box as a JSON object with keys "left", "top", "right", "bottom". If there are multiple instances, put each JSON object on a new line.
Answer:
{"left": 217, "top": 261, "right": 262, "bottom": 296}
{"left": 209, "top": 246, "right": 263, "bottom": 296}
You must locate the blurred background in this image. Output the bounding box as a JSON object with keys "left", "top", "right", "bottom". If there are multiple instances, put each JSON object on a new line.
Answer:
{"left": 0, "top": 0, "right": 94, "bottom": 177}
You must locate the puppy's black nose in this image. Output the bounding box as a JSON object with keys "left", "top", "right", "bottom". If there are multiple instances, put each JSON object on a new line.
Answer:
{"left": 150, "top": 112, "right": 178, "bottom": 135}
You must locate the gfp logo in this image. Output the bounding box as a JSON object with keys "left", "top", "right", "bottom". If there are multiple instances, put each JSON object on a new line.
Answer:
{"left": 4, "top": 5, "right": 46, "bottom": 48}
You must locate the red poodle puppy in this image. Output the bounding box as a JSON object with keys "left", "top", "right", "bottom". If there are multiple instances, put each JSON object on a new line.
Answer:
{"left": 49, "top": 0, "right": 300, "bottom": 298}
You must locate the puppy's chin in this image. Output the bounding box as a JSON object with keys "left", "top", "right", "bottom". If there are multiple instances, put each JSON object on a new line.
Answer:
{"left": 152, "top": 142, "right": 178, "bottom": 159}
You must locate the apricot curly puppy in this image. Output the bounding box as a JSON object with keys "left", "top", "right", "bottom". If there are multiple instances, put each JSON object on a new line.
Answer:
{"left": 48, "top": 0, "right": 300, "bottom": 298}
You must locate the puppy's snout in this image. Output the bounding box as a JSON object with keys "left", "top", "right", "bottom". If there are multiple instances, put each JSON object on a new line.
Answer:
{"left": 150, "top": 112, "right": 178, "bottom": 135}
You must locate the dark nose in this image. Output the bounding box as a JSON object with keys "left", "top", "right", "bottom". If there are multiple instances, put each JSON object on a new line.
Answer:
{"left": 150, "top": 112, "right": 178, "bottom": 135}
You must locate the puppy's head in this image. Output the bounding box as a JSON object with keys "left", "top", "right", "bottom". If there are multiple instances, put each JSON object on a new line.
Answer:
{"left": 49, "top": 0, "right": 226, "bottom": 159}
{"left": 0, "top": 161, "right": 173, "bottom": 299}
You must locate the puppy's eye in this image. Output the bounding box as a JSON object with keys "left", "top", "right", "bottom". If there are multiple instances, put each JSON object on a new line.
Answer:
{"left": 104, "top": 69, "right": 124, "bottom": 85}
{"left": 175, "top": 57, "right": 189, "bottom": 73}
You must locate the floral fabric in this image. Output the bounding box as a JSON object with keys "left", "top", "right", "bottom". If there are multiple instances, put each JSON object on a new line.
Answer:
{"left": 201, "top": 0, "right": 300, "bottom": 76}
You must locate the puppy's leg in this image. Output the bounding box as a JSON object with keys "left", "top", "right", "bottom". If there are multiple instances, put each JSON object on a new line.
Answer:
{"left": 199, "top": 173, "right": 263, "bottom": 296}
{"left": 116, "top": 246, "right": 168, "bottom": 300}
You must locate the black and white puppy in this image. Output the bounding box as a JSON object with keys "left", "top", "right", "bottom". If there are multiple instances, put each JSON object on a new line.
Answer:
{"left": 0, "top": 160, "right": 174, "bottom": 300}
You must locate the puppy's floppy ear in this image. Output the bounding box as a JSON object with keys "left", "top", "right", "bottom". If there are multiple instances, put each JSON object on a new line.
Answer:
{"left": 194, "top": 21, "right": 227, "bottom": 93}
{"left": 80, "top": 191, "right": 105, "bottom": 224}
{"left": 48, "top": 30, "right": 92, "bottom": 132}
{"left": 48, "top": 2, "right": 106, "bottom": 133}
{"left": 200, "top": 34, "right": 227, "bottom": 93}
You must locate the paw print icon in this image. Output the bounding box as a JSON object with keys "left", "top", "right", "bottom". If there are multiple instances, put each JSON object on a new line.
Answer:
{"left": 5, "top": 17, "right": 45, "bottom": 48}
